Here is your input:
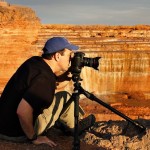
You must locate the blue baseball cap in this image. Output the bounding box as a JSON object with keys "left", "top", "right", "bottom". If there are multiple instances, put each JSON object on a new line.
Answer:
{"left": 43, "top": 37, "right": 79, "bottom": 54}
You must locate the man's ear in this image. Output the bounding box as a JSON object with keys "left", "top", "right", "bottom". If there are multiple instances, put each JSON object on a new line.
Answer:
{"left": 54, "top": 52, "right": 60, "bottom": 61}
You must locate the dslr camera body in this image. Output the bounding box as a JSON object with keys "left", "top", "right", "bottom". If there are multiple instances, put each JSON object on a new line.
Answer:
{"left": 71, "top": 52, "right": 100, "bottom": 75}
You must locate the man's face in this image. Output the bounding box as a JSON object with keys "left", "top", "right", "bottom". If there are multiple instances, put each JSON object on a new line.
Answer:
{"left": 58, "top": 48, "right": 74, "bottom": 72}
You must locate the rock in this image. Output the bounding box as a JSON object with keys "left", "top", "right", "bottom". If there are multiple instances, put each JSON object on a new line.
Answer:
{"left": 0, "top": 3, "right": 41, "bottom": 92}
{"left": 81, "top": 119, "right": 150, "bottom": 150}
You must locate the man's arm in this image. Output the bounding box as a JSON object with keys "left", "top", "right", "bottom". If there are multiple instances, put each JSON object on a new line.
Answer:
{"left": 17, "top": 98, "right": 57, "bottom": 147}
{"left": 56, "top": 69, "right": 72, "bottom": 91}
{"left": 17, "top": 98, "right": 35, "bottom": 139}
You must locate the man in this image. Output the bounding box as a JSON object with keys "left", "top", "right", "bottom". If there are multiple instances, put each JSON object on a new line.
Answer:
{"left": 0, "top": 37, "right": 95, "bottom": 147}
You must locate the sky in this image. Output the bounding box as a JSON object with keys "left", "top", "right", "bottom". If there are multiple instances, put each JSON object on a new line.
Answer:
{"left": 6, "top": 0, "right": 150, "bottom": 25}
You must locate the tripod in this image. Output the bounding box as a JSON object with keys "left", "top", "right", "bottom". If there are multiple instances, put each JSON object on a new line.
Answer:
{"left": 70, "top": 73, "right": 146, "bottom": 150}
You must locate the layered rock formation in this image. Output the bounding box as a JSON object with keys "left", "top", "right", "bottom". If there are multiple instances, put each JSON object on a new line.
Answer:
{"left": 0, "top": 3, "right": 41, "bottom": 92}
{"left": 36, "top": 25, "right": 150, "bottom": 100}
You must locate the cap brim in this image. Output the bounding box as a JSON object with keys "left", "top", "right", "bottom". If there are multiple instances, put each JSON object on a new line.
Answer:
{"left": 66, "top": 44, "right": 79, "bottom": 51}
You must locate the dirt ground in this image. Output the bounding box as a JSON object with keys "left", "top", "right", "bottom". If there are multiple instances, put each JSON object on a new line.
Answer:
{"left": 0, "top": 93, "right": 150, "bottom": 150}
{"left": 0, "top": 119, "right": 149, "bottom": 150}
{"left": 0, "top": 128, "right": 103, "bottom": 150}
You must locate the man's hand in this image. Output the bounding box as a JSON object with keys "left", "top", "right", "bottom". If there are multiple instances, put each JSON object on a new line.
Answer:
{"left": 56, "top": 67, "right": 72, "bottom": 82}
{"left": 56, "top": 67, "right": 72, "bottom": 91}
{"left": 32, "top": 135, "right": 57, "bottom": 147}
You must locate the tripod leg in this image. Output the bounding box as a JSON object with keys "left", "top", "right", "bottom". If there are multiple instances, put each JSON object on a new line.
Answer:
{"left": 73, "top": 92, "right": 80, "bottom": 150}
{"left": 79, "top": 86, "right": 146, "bottom": 133}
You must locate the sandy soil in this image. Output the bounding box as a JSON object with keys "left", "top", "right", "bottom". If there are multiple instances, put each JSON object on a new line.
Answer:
{"left": 0, "top": 119, "right": 149, "bottom": 150}
{"left": 0, "top": 128, "right": 103, "bottom": 150}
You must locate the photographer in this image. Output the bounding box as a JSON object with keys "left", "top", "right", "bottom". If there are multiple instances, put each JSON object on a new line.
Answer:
{"left": 0, "top": 37, "right": 95, "bottom": 147}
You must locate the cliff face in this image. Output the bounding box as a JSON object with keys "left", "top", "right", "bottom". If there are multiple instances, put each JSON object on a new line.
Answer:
{"left": 0, "top": 4, "right": 150, "bottom": 99}
{"left": 36, "top": 25, "right": 150, "bottom": 98}
{"left": 0, "top": 4, "right": 41, "bottom": 91}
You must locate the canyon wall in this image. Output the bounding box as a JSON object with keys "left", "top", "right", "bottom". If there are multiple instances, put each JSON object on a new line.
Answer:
{"left": 0, "top": 3, "right": 41, "bottom": 92}
{"left": 0, "top": 3, "right": 150, "bottom": 99}
{"left": 36, "top": 25, "right": 150, "bottom": 98}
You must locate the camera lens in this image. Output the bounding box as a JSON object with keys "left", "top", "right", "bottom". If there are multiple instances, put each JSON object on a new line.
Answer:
{"left": 83, "top": 57, "right": 100, "bottom": 70}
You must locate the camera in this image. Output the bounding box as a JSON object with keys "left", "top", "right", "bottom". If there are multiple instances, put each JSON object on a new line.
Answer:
{"left": 71, "top": 52, "right": 101, "bottom": 74}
